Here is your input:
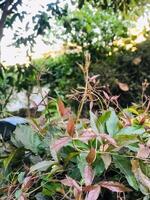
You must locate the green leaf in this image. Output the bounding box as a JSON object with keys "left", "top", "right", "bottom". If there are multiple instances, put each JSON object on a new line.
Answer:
{"left": 30, "top": 160, "right": 54, "bottom": 172}
{"left": 93, "top": 156, "right": 105, "bottom": 176}
{"left": 73, "top": 140, "right": 89, "bottom": 150}
{"left": 116, "top": 126, "right": 145, "bottom": 135}
{"left": 42, "top": 182, "right": 62, "bottom": 196}
{"left": 77, "top": 152, "right": 87, "bottom": 179}
{"left": 97, "top": 111, "right": 111, "bottom": 133}
{"left": 3, "top": 148, "right": 24, "bottom": 171}
{"left": 35, "top": 192, "right": 49, "bottom": 200}
{"left": 106, "top": 108, "right": 119, "bottom": 136}
{"left": 11, "top": 125, "right": 45, "bottom": 154}
{"left": 113, "top": 155, "right": 139, "bottom": 190}
{"left": 18, "top": 172, "right": 25, "bottom": 183}
{"left": 90, "top": 111, "right": 99, "bottom": 134}
{"left": 15, "top": 189, "right": 22, "bottom": 199}
{"left": 114, "top": 134, "right": 139, "bottom": 146}
{"left": 140, "top": 161, "right": 150, "bottom": 178}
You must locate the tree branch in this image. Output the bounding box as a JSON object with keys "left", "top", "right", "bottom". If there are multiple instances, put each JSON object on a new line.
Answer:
{"left": 7, "top": 0, "right": 22, "bottom": 14}
{"left": 0, "top": 0, "right": 10, "bottom": 41}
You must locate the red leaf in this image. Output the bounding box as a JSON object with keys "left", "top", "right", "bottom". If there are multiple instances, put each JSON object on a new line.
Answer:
{"left": 83, "top": 185, "right": 95, "bottom": 192}
{"left": 21, "top": 176, "right": 34, "bottom": 192}
{"left": 99, "top": 134, "right": 118, "bottom": 147}
{"left": 86, "top": 148, "right": 96, "bottom": 165}
{"left": 85, "top": 185, "right": 101, "bottom": 200}
{"left": 58, "top": 98, "right": 66, "bottom": 116}
{"left": 99, "top": 181, "right": 131, "bottom": 192}
{"left": 52, "top": 137, "right": 71, "bottom": 152}
{"left": 67, "top": 116, "right": 75, "bottom": 137}
{"left": 57, "top": 98, "right": 71, "bottom": 117}
{"left": 80, "top": 130, "right": 96, "bottom": 142}
{"left": 61, "top": 176, "right": 81, "bottom": 192}
{"left": 84, "top": 165, "right": 94, "bottom": 186}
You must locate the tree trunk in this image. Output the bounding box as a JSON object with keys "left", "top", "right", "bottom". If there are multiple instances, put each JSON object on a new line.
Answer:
{"left": 0, "top": 0, "right": 10, "bottom": 62}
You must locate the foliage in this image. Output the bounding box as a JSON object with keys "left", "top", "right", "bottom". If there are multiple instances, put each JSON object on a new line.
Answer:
{"left": 34, "top": 53, "right": 84, "bottom": 98}
{"left": 0, "top": 96, "right": 150, "bottom": 199}
{"left": 1, "top": 54, "right": 150, "bottom": 199}
{"left": 92, "top": 39, "right": 150, "bottom": 106}
{"left": 62, "top": 2, "right": 128, "bottom": 58}
{"left": 0, "top": 63, "right": 38, "bottom": 115}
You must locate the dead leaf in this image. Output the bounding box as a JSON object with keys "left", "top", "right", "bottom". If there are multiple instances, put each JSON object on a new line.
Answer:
{"left": 85, "top": 185, "right": 101, "bottom": 200}
{"left": 131, "top": 159, "right": 150, "bottom": 191}
{"left": 84, "top": 165, "right": 94, "bottom": 186}
{"left": 117, "top": 82, "right": 129, "bottom": 92}
{"left": 67, "top": 116, "right": 75, "bottom": 137}
{"left": 137, "top": 144, "right": 150, "bottom": 159}
{"left": 99, "top": 181, "right": 131, "bottom": 192}
{"left": 132, "top": 56, "right": 142, "bottom": 65}
{"left": 86, "top": 148, "right": 96, "bottom": 165}
{"left": 52, "top": 137, "right": 71, "bottom": 152}
{"left": 101, "top": 154, "right": 112, "bottom": 170}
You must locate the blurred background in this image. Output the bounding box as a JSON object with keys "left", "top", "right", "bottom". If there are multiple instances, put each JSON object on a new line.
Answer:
{"left": 0, "top": 0, "right": 150, "bottom": 116}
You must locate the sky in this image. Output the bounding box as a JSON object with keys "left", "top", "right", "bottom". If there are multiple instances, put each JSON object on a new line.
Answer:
{"left": 1, "top": 0, "right": 150, "bottom": 65}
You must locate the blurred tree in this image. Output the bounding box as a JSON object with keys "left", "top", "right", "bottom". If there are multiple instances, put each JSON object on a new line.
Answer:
{"left": 0, "top": 0, "right": 23, "bottom": 42}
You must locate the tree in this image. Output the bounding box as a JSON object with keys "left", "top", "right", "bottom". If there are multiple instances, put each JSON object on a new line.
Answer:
{"left": 0, "top": 0, "right": 23, "bottom": 42}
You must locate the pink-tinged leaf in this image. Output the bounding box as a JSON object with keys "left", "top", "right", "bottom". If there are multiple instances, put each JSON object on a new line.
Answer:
{"left": 99, "top": 181, "right": 131, "bottom": 192}
{"left": 21, "top": 176, "right": 34, "bottom": 192}
{"left": 99, "top": 134, "right": 118, "bottom": 147}
{"left": 84, "top": 165, "right": 94, "bottom": 186}
{"left": 110, "top": 95, "right": 120, "bottom": 101}
{"left": 80, "top": 130, "right": 96, "bottom": 142}
{"left": 61, "top": 176, "right": 81, "bottom": 192}
{"left": 18, "top": 193, "right": 28, "bottom": 200}
{"left": 89, "top": 75, "right": 100, "bottom": 84}
{"left": 74, "top": 188, "right": 83, "bottom": 200}
{"left": 85, "top": 185, "right": 101, "bottom": 200}
{"left": 52, "top": 137, "right": 71, "bottom": 152}
{"left": 137, "top": 144, "right": 150, "bottom": 159}
{"left": 103, "top": 91, "right": 110, "bottom": 100}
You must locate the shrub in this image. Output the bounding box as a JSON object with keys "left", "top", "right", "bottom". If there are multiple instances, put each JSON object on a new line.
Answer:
{"left": 0, "top": 98, "right": 150, "bottom": 200}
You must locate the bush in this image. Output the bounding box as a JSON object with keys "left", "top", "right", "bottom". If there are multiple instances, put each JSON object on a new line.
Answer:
{"left": 33, "top": 53, "right": 84, "bottom": 97}
{"left": 0, "top": 99, "right": 150, "bottom": 199}
{"left": 92, "top": 39, "right": 150, "bottom": 106}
